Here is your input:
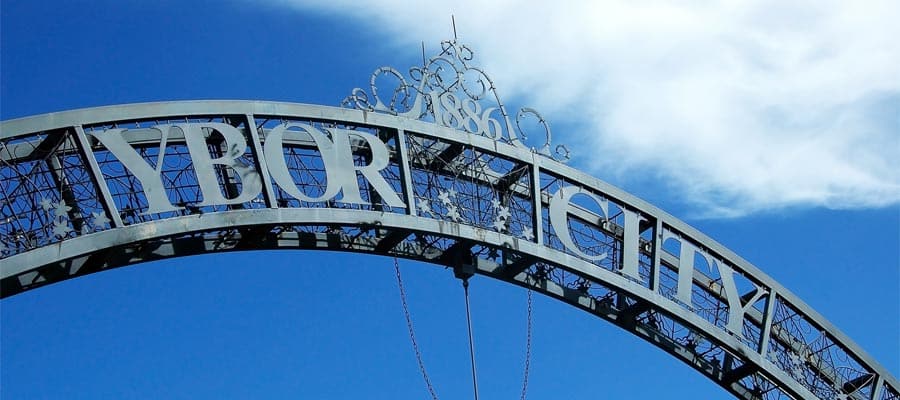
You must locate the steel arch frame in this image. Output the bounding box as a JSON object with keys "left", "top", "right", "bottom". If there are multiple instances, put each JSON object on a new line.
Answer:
{"left": 1, "top": 100, "right": 896, "bottom": 400}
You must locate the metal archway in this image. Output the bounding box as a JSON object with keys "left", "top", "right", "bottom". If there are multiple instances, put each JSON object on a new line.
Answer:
{"left": 1, "top": 40, "right": 897, "bottom": 400}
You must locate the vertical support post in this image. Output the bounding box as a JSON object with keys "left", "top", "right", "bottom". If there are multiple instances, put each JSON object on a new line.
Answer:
{"left": 396, "top": 129, "right": 416, "bottom": 216}
{"left": 758, "top": 289, "right": 777, "bottom": 358}
{"left": 530, "top": 154, "right": 543, "bottom": 246}
{"left": 244, "top": 114, "right": 277, "bottom": 208}
{"left": 871, "top": 376, "right": 884, "bottom": 400}
{"left": 46, "top": 152, "right": 84, "bottom": 232}
{"left": 650, "top": 219, "right": 663, "bottom": 292}
{"left": 365, "top": 128, "right": 386, "bottom": 212}
{"left": 73, "top": 125, "right": 124, "bottom": 228}
{"left": 219, "top": 158, "right": 242, "bottom": 202}
{"left": 216, "top": 121, "right": 242, "bottom": 205}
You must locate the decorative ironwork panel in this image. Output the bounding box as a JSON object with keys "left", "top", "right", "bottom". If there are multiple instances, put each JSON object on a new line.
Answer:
{"left": 1, "top": 129, "right": 113, "bottom": 258}
{"left": 1, "top": 38, "right": 895, "bottom": 400}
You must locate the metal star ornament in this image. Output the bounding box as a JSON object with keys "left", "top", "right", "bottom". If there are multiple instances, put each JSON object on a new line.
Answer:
{"left": 40, "top": 197, "right": 54, "bottom": 211}
{"left": 446, "top": 206, "right": 462, "bottom": 222}
{"left": 496, "top": 206, "right": 511, "bottom": 220}
{"left": 417, "top": 199, "right": 435, "bottom": 217}
{"left": 437, "top": 190, "right": 452, "bottom": 206}
{"left": 832, "top": 387, "right": 849, "bottom": 400}
{"left": 788, "top": 352, "right": 802, "bottom": 366}
{"left": 492, "top": 218, "right": 506, "bottom": 232}
{"left": 91, "top": 211, "right": 110, "bottom": 228}
{"left": 53, "top": 200, "right": 72, "bottom": 218}
{"left": 521, "top": 227, "right": 535, "bottom": 241}
{"left": 52, "top": 219, "right": 72, "bottom": 237}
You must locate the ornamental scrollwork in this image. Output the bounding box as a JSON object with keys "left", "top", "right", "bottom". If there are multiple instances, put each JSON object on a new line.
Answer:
{"left": 343, "top": 39, "right": 570, "bottom": 162}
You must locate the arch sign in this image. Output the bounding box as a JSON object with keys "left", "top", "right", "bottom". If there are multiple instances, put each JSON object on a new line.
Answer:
{"left": 0, "top": 40, "right": 896, "bottom": 400}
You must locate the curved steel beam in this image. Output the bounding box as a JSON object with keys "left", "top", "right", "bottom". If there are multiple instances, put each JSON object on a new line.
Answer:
{"left": 1, "top": 101, "right": 896, "bottom": 400}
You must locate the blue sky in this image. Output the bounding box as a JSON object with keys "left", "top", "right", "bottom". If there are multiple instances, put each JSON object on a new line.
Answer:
{"left": 1, "top": 1, "right": 898, "bottom": 399}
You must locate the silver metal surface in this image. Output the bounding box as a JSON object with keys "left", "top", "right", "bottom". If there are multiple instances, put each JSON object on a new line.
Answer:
{"left": 1, "top": 40, "right": 897, "bottom": 400}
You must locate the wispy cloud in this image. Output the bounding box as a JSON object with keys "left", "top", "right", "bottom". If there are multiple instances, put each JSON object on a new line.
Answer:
{"left": 271, "top": 0, "right": 900, "bottom": 217}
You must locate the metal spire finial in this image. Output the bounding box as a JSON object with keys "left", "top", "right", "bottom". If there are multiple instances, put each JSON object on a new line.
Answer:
{"left": 451, "top": 15, "right": 458, "bottom": 41}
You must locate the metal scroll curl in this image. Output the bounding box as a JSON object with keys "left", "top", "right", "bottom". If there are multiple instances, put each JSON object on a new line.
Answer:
{"left": 343, "top": 39, "right": 571, "bottom": 163}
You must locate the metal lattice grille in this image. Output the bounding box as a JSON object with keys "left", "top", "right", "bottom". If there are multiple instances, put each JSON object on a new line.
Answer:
{"left": 1, "top": 100, "right": 895, "bottom": 400}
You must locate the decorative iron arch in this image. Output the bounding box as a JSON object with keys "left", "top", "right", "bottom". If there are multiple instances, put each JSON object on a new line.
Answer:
{"left": 1, "top": 40, "right": 897, "bottom": 400}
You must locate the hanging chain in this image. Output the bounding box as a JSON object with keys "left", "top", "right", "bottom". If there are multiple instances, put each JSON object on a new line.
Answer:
{"left": 394, "top": 256, "right": 533, "bottom": 400}
{"left": 462, "top": 279, "right": 480, "bottom": 400}
{"left": 519, "top": 288, "right": 533, "bottom": 400}
{"left": 394, "top": 258, "right": 440, "bottom": 400}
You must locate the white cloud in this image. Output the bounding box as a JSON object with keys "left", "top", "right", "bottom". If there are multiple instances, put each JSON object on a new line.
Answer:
{"left": 272, "top": 0, "right": 900, "bottom": 217}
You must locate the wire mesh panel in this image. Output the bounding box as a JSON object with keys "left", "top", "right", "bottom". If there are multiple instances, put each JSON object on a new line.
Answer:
{"left": 84, "top": 117, "right": 271, "bottom": 225}
{"left": 1, "top": 129, "right": 113, "bottom": 258}
{"left": 405, "top": 131, "right": 534, "bottom": 238}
